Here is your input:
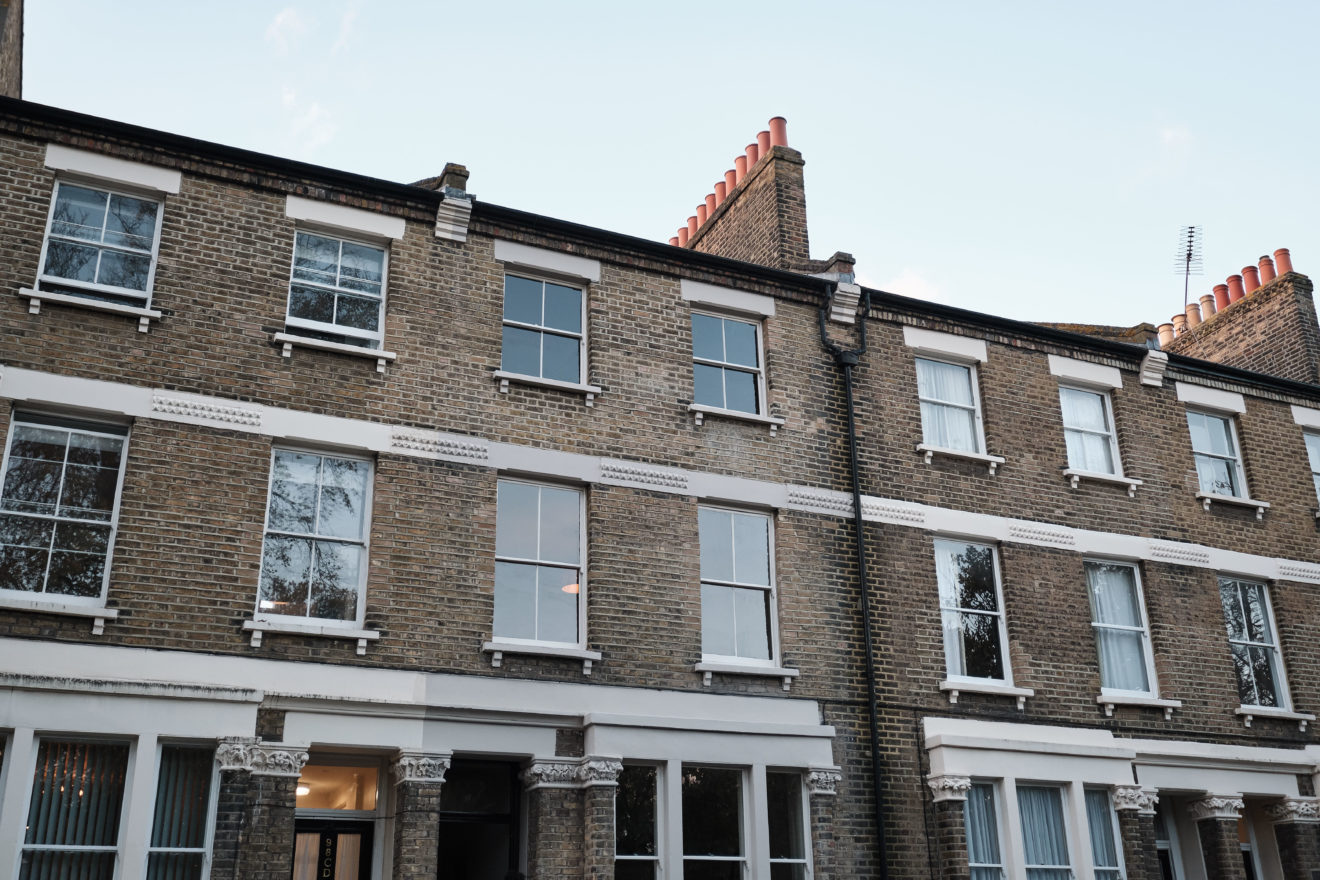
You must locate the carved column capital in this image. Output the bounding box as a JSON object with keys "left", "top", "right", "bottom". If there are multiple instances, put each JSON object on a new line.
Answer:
{"left": 579, "top": 757, "right": 624, "bottom": 788}
{"left": 1188, "top": 794, "right": 1244, "bottom": 821}
{"left": 1112, "top": 784, "right": 1160, "bottom": 815}
{"left": 391, "top": 750, "right": 451, "bottom": 784}
{"left": 1268, "top": 796, "right": 1320, "bottom": 824}
{"left": 522, "top": 759, "right": 581, "bottom": 790}
{"left": 927, "top": 774, "right": 973, "bottom": 803}
{"left": 248, "top": 743, "right": 310, "bottom": 777}
{"left": 215, "top": 737, "right": 261, "bottom": 772}
{"left": 807, "top": 768, "right": 843, "bottom": 796}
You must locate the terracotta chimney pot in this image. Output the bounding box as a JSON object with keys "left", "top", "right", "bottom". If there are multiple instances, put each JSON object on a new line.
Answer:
{"left": 746, "top": 143, "right": 760, "bottom": 167}
{"left": 1226, "top": 275, "right": 1245, "bottom": 303}
{"left": 687, "top": 216, "right": 698, "bottom": 237}
{"left": 677, "top": 227, "right": 689, "bottom": 246}
{"left": 1213, "top": 283, "right": 1230, "bottom": 311}
{"left": 734, "top": 155, "right": 748, "bottom": 183}
{"left": 757, "top": 130, "right": 771, "bottom": 154}
{"left": 724, "top": 169, "right": 737, "bottom": 195}
{"left": 1258, "top": 255, "right": 1276, "bottom": 284}
{"left": 1242, "top": 265, "right": 1261, "bottom": 293}
{"left": 1185, "top": 302, "right": 1202, "bottom": 328}
{"left": 704, "top": 193, "right": 717, "bottom": 217}
{"left": 669, "top": 236, "right": 681, "bottom": 247}
{"left": 714, "top": 182, "right": 727, "bottom": 207}
{"left": 1157, "top": 323, "right": 1176, "bottom": 347}
{"left": 696, "top": 204, "right": 708, "bottom": 225}
{"left": 769, "top": 117, "right": 788, "bottom": 147}
{"left": 1274, "top": 248, "right": 1293, "bottom": 274}
{"left": 1172, "top": 314, "right": 1188, "bottom": 335}
{"left": 1199, "top": 294, "right": 1217, "bottom": 317}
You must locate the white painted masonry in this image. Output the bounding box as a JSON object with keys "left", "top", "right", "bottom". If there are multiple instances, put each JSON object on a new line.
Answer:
{"left": 284, "top": 195, "right": 406, "bottom": 241}
{"left": 44, "top": 143, "right": 182, "bottom": 194}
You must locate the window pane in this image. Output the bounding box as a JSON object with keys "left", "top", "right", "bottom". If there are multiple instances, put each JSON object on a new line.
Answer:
{"left": 723, "top": 319, "right": 758, "bottom": 368}
{"left": 1306, "top": 433, "right": 1320, "bottom": 473}
{"left": 335, "top": 293, "right": 381, "bottom": 334}
{"left": 683, "top": 864, "right": 741, "bottom": 880}
{"left": 25, "top": 741, "right": 129, "bottom": 846}
{"left": 146, "top": 852, "right": 205, "bottom": 880}
{"left": 767, "top": 773, "right": 804, "bottom": 860}
{"left": 538, "top": 486, "right": 580, "bottom": 565}
{"left": 289, "top": 284, "right": 336, "bottom": 324}
{"left": 543, "top": 283, "right": 582, "bottom": 334}
{"left": 1017, "top": 786, "right": 1069, "bottom": 871}
{"left": 699, "top": 508, "right": 734, "bottom": 583}
{"left": 616, "top": 766, "right": 657, "bottom": 857}
{"left": 57, "top": 463, "right": 119, "bottom": 521}
{"left": 20, "top": 851, "right": 117, "bottom": 880}
{"left": 292, "top": 233, "right": 340, "bottom": 285}
{"left": 700, "top": 583, "right": 736, "bottom": 657}
{"left": 268, "top": 451, "right": 319, "bottom": 533}
{"left": 770, "top": 864, "right": 806, "bottom": 880}
{"left": 496, "top": 480, "right": 541, "bottom": 561}
{"left": 934, "top": 541, "right": 997, "bottom": 612}
{"left": 965, "top": 782, "right": 1001, "bottom": 866}
{"left": 310, "top": 541, "right": 361, "bottom": 620}
{"left": 1096, "top": 629, "right": 1150, "bottom": 692}
{"left": 1194, "top": 454, "right": 1237, "bottom": 496}
{"left": 682, "top": 767, "right": 742, "bottom": 857}
{"left": 1066, "top": 429, "right": 1115, "bottom": 474}
{"left": 916, "top": 359, "right": 974, "bottom": 406}
{"left": 542, "top": 331, "right": 580, "bottom": 383}
{"left": 0, "top": 538, "right": 51, "bottom": 593}
{"left": 615, "top": 861, "right": 657, "bottom": 880}
{"left": 959, "top": 612, "right": 1005, "bottom": 680}
{"left": 504, "top": 275, "right": 543, "bottom": 325}
{"left": 732, "top": 513, "right": 769, "bottom": 586}
{"left": 51, "top": 184, "right": 108, "bottom": 242}
{"left": 104, "top": 193, "right": 158, "bottom": 251}
{"left": 296, "top": 764, "right": 379, "bottom": 811}
{"left": 317, "top": 457, "right": 369, "bottom": 540}
{"left": 97, "top": 250, "right": 151, "bottom": 291}
{"left": 1060, "top": 387, "right": 1108, "bottom": 432}
{"left": 151, "top": 746, "right": 213, "bottom": 849}
{"left": 43, "top": 240, "right": 99, "bottom": 283}
{"left": 338, "top": 242, "right": 383, "bottom": 294}
{"left": 693, "top": 364, "right": 725, "bottom": 408}
{"left": 1241, "top": 582, "right": 1272, "bottom": 644}
{"left": 259, "top": 535, "right": 312, "bottom": 616}
{"left": 501, "top": 325, "right": 542, "bottom": 377}
{"left": 1220, "top": 581, "right": 1246, "bottom": 640}
{"left": 692, "top": 314, "right": 724, "bottom": 362}
{"left": 45, "top": 543, "right": 107, "bottom": 598}
{"left": 921, "top": 401, "right": 977, "bottom": 451}
{"left": 1085, "top": 789, "right": 1120, "bottom": 870}
{"left": 1086, "top": 563, "right": 1141, "bottom": 627}
{"left": 724, "top": 368, "right": 758, "bottom": 414}
{"left": 536, "top": 564, "right": 579, "bottom": 643}
{"left": 731, "top": 586, "right": 771, "bottom": 660}
{"left": 494, "top": 561, "right": 537, "bottom": 640}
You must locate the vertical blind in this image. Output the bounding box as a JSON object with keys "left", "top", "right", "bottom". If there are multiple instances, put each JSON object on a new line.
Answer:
{"left": 21, "top": 740, "right": 129, "bottom": 880}
{"left": 147, "top": 745, "right": 214, "bottom": 880}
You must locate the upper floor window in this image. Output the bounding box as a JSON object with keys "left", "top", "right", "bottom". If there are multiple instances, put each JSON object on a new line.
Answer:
{"left": 699, "top": 506, "right": 775, "bottom": 663}
{"left": 494, "top": 479, "right": 584, "bottom": 646}
{"left": 258, "top": 449, "right": 372, "bottom": 624}
{"left": 0, "top": 415, "right": 129, "bottom": 602}
{"left": 1219, "top": 577, "right": 1288, "bottom": 709}
{"left": 933, "top": 539, "right": 1009, "bottom": 682}
{"left": 692, "top": 311, "right": 765, "bottom": 415}
{"left": 916, "top": 357, "right": 984, "bottom": 453}
{"left": 1086, "top": 560, "right": 1156, "bottom": 696}
{"left": 1060, "top": 386, "right": 1121, "bottom": 475}
{"left": 38, "top": 181, "right": 163, "bottom": 305}
{"left": 501, "top": 274, "right": 585, "bottom": 384}
{"left": 1305, "top": 432, "right": 1320, "bottom": 505}
{"left": 286, "top": 231, "right": 387, "bottom": 350}
{"left": 1187, "top": 410, "right": 1246, "bottom": 497}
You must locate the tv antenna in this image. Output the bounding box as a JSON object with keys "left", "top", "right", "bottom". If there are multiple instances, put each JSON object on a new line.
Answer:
{"left": 1175, "top": 226, "right": 1203, "bottom": 310}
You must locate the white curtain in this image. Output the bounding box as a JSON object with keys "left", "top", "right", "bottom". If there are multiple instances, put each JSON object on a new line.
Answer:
{"left": 1085, "top": 789, "right": 1123, "bottom": 879}
{"left": 1017, "top": 786, "right": 1071, "bottom": 880}
{"left": 1087, "top": 563, "right": 1149, "bottom": 692}
{"left": 1060, "top": 388, "right": 1115, "bottom": 473}
{"left": 917, "top": 360, "right": 977, "bottom": 451}
{"left": 965, "top": 783, "right": 1003, "bottom": 880}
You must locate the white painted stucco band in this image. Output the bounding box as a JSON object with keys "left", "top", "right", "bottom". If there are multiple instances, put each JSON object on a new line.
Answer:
{"left": 45, "top": 143, "right": 183, "bottom": 194}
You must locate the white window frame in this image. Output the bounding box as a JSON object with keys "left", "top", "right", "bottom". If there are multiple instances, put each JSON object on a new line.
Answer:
{"left": 19, "top": 736, "right": 134, "bottom": 875}
{"left": 1084, "top": 786, "right": 1126, "bottom": 880}
{"left": 498, "top": 272, "right": 589, "bottom": 386}
{"left": 933, "top": 538, "right": 1014, "bottom": 686}
{"left": 254, "top": 447, "right": 374, "bottom": 631}
{"left": 766, "top": 769, "right": 811, "bottom": 878}
{"left": 965, "top": 780, "right": 1007, "bottom": 879}
{"left": 283, "top": 230, "right": 390, "bottom": 351}
{"left": 143, "top": 741, "right": 220, "bottom": 880}
{"left": 1059, "top": 384, "right": 1124, "bottom": 476}
{"left": 1085, "top": 559, "right": 1159, "bottom": 700}
{"left": 698, "top": 505, "right": 780, "bottom": 669}
{"left": 491, "top": 477, "right": 589, "bottom": 651}
{"left": 34, "top": 178, "right": 166, "bottom": 306}
{"left": 1153, "top": 801, "right": 1184, "bottom": 880}
{"left": 1186, "top": 409, "right": 1248, "bottom": 499}
{"left": 0, "top": 413, "right": 131, "bottom": 608}
{"left": 614, "top": 763, "right": 661, "bottom": 878}
{"left": 1219, "top": 577, "right": 1292, "bottom": 711}
{"left": 679, "top": 764, "right": 749, "bottom": 878}
{"left": 915, "top": 356, "right": 994, "bottom": 461}
{"left": 1304, "top": 431, "right": 1320, "bottom": 509}
{"left": 690, "top": 308, "right": 770, "bottom": 418}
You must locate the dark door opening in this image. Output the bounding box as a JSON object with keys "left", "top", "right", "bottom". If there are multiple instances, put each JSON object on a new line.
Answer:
{"left": 436, "top": 760, "right": 522, "bottom": 880}
{"left": 292, "top": 819, "right": 374, "bottom": 880}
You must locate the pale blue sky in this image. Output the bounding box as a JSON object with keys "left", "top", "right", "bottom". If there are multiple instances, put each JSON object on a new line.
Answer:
{"left": 24, "top": 1, "right": 1320, "bottom": 327}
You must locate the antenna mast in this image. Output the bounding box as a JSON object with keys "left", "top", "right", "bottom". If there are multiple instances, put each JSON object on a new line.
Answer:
{"left": 1175, "top": 226, "right": 1203, "bottom": 309}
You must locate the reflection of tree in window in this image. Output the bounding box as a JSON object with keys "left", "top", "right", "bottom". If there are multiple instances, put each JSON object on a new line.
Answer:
{"left": 936, "top": 540, "right": 1005, "bottom": 681}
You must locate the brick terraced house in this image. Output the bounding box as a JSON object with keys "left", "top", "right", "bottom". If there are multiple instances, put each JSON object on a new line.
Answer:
{"left": 3, "top": 30, "right": 1320, "bottom": 880}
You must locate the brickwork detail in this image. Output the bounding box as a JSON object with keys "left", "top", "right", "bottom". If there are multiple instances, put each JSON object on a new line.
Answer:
{"left": 582, "top": 783, "right": 616, "bottom": 880}
{"left": 811, "top": 787, "right": 841, "bottom": 879}
{"left": 1194, "top": 814, "right": 1248, "bottom": 880}
{"left": 393, "top": 774, "right": 445, "bottom": 880}
{"left": 1115, "top": 807, "right": 1159, "bottom": 880}
{"left": 1274, "top": 817, "right": 1320, "bottom": 879}
{"left": 931, "top": 798, "right": 970, "bottom": 880}
{"left": 526, "top": 785, "right": 584, "bottom": 879}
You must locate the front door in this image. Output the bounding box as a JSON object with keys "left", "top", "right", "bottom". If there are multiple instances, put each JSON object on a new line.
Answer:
{"left": 293, "top": 819, "right": 374, "bottom": 880}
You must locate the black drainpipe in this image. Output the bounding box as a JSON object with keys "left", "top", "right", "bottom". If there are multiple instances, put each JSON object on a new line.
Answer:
{"left": 819, "top": 289, "right": 890, "bottom": 879}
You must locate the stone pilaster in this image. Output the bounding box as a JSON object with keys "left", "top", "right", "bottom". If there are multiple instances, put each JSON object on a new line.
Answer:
{"left": 390, "top": 750, "right": 451, "bottom": 880}
{"left": 523, "top": 759, "right": 585, "bottom": 880}
{"left": 808, "top": 769, "right": 843, "bottom": 880}
{"left": 927, "top": 774, "right": 972, "bottom": 880}
{"left": 207, "top": 737, "right": 259, "bottom": 880}
{"left": 1112, "top": 785, "right": 1160, "bottom": 880}
{"left": 1188, "top": 794, "right": 1247, "bottom": 880}
{"left": 217, "top": 741, "right": 309, "bottom": 880}
{"left": 1269, "top": 796, "right": 1320, "bottom": 878}
{"left": 580, "top": 757, "right": 622, "bottom": 880}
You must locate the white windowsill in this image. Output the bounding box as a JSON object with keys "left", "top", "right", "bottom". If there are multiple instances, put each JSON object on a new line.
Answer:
{"left": 482, "top": 640, "right": 602, "bottom": 675}
{"left": 1064, "top": 469, "right": 1143, "bottom": 498}
{"left": 492, "top": 370, "right": 602, "bottom": 406}
{"left": 20, "top": 287, "right": 160, "bottom": 332}
{"left": 0, "top": 594, "right": 118, "bottom": 635}
{"left": 272, "top": 332, "right": 397, "bottom": 373}
{"left": 695, "top": 661, "right": 800, "bottom": 691}
{"left": 1096, "top": 694, "right": 1181, "bottom": 720}
{"left": 1236, "top": 705, "right": 1315, "bottom": 732}
{"left": 918, "top": 444, "right": 1006, "bottom": 475}
{"left": 688, "top": 404, "right": 785, "bottom": 435}
{"left": 940, "top": 679, "right": 1033, "bottom": 710}
{"left": 243, "top": 619, "right": 380, "bottom": 655}
{"left": 1196, "top": 492, "right": 1270, "bottom": 520}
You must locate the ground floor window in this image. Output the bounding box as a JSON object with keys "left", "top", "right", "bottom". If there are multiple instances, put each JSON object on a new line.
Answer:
{"left": 148, "top": 744, "right": 216, "bottom": 879}
{"left": 615, "top": 765, "right": 658, "bottom": 879}
{"left": 21, "top": 740, "right": 130, "bottom": 879}
{"left": 436, "top": 760, "right": 521, "bottom": 880}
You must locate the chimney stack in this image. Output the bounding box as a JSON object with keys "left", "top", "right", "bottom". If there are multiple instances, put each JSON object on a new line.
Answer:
{"left": 0, "top": 0, "right": 23, "bottom": 100}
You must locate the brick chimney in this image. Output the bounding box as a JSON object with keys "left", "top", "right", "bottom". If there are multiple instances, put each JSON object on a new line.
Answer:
{"left": 1163, "top": 250, "right": 1320, "bottom": 385}
{"left": 677, "top": 118, "right": 820, "bottom": 273}
{"left": 0, "top": 0, "right": 21, "bottom": 99}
